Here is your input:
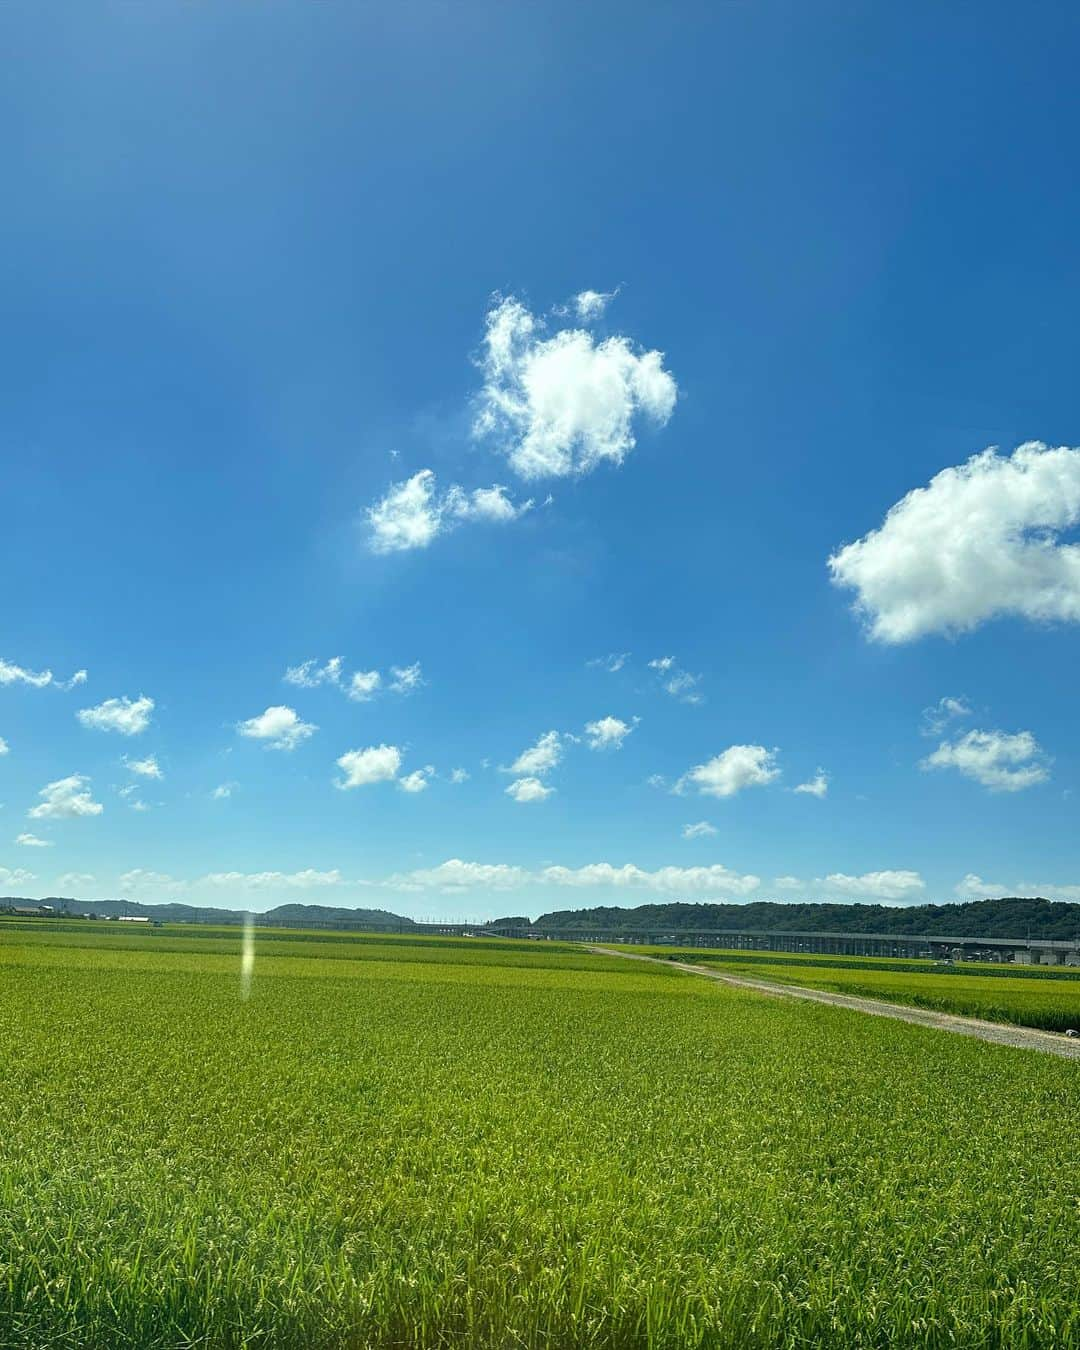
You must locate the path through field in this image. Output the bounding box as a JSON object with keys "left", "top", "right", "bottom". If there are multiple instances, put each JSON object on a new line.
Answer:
{"left": 591, "top": 947, "right": 1080, "bottom": 1060}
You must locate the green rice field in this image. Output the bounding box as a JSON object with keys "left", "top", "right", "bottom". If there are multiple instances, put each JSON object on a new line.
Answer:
{"left": 4, "top": 922, "right": 1080, "bottom": 1347}
{"left": 638, "top": 946, "right": 1080, "bottom": 1033}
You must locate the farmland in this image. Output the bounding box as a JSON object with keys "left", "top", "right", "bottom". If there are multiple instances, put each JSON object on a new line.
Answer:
{"left": 634, "top": 945, "right": 1080, "bottom": 1033}
{"left": 3, "top": 923, "right": 1080, "bottom": 1347}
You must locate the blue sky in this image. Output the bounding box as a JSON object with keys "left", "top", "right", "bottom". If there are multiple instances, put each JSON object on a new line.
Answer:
{"left": 3, "top": 2, "right": 1080, "bottom": 918}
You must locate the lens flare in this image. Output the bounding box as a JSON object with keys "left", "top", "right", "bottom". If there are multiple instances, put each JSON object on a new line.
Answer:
{"left": 240, "top": 914, "right": 255, "bottom": 1001}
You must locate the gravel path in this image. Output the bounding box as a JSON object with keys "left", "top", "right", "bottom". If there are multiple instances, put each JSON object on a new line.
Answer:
{"left": 591, "top": 947, "right": 1080, "bottom": 1060}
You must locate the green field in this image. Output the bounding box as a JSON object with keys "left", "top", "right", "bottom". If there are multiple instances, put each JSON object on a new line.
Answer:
{"left": 633, "top": 946, "right": 1080, "bottom": 1033}
{"left": 4, "top": 924, "right": 1080, "bottom": 1347}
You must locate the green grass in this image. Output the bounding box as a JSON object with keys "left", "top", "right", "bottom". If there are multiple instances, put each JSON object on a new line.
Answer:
{"left": 639, "top": 947, "right": 1080, "bottom": 1032}
{"left": 4, "top": 924, "right": 1080, "bottom": 1347}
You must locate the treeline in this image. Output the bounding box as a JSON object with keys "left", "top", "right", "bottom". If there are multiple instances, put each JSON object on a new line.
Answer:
{"left": 506, "top": 897, "right": 1080, "bottom": 940}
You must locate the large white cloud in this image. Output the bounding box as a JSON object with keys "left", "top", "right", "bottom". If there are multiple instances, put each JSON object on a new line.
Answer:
{"left": 473, "top": 295, "right": 678, "bottom": 479}
{"left": 921, "top": 728, "right": 1049, "bottom": 793}
{"left": 829, "top": 442, "right": 1080, "bottom": 642}
{"left": 238, "top": 705, "right": 317, "bottom": 751}
{"left": 389, "top": 857, "right": 759, "bottom": 896}
{"left": 78, "top": 695, "right": 154, "bottom": 736}
{"left": 677, "top": 745, "right": 780, "bottom": 798}
{"left": 336, "top": 744, "right": 402, "bottom": 789}
{"left": 28, "top": 774, "right": 103, "bottom": 820}
{"left": 367, "top": 469, "right": 530, "bottom": 554}
{"left": 822, "top": 870, "right": 926, "bottom": 901}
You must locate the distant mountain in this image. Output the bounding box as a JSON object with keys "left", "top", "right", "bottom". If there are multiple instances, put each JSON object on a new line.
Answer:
{"left": 501, "top": 898, "right": 1080, "bottom": 940}
{"left": 0, "top": 897, "right": 416, "bottom": 927}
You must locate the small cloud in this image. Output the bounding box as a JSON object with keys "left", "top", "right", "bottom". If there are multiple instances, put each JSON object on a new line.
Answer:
{"left": 585, "top": 716, "right": 637, "bottom": 751}
{"left": 587, "top": 652, "right": 630, "bottom": 673}
{"left": 125, "top": 755, "right": 163, "bottom": 780}
{"left": 920, "top": 728, "right": 1049, "bottom": 793}
{"left": 28, "top": 774, "right": 103, "bottom": 820}
{"left": 954, "top": 872, "right": 1010, "bottom": 898}
{"left": 238, "top": 706, "right": 317, "bottom": 752}
{"left": 505, "top": 776, "right": 554, "bottom": 803}
{"left": 921, "top": 696, "right": 972, "bottom": 737}
{"left": 572, "top": 288, "right": 617, "bottom": 321}
{"left": 676, "top": 745, "right": 780, "bottom": 798}
{"left": 348, "top": 670, "right": 382, "bottom": 701}
{"left": 366, "top": 469, "right": 530, "bottom": 554}
{"left": 794, "top": 770, "right": 829, "bottom": 799}
{"left": 0, "top": 658, "right": 55, "bottom": 688}
{"left": 682, "top": 821, "right": 717, "bottom": 840}
{"left": 399, "top": 766, "right": 434, "bottom": 794}
{"left": 648, "top": 656, "right": 702, "bottom": 704}
{"left": 646, "top": 773, "right": 667, "bottom": 789}
{"left": 389, "top": 662, "right": 423, "bottom": 695}
{"left": 509, "top": 730, "right": 562, "bottom": 777}
{"left": 15, "top": 832, "right": 52, "bottom": 848}
{"left": 773, "top": 875, "right": 805, "bottom": 891}
{"left": 211, "top": 782, "right": 237, "bottom": 800}
{"left": 449, "top": 768, "right": 470, "bottom": 784}
{"left": 821, "top": 870, "right": 926, "bottom": 902}
{"left": 0, "top": 737, "right": 8, "bottom": 755}
{"left": 78, "top": 695, "right": 154, "bottom": 737}
{"left": 284, "top": 657, "right": 344, "bottom": 690}
{"left": 336, "top": 744, "right": 402, "bottom": 789}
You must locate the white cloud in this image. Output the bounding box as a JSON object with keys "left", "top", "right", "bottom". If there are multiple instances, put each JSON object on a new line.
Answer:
{"left": 0, "top": 658, "right": 54, "bottom": 688}
{"left": 539, "top": 862, "right": 759, "bottom": 896}
{"left": 211, "top": 782, "right": 236, "bottom": 800}
{"left": 56, "top": 872, "right": 95, "bottom": 890}
{"left": 829, "top": 442, "right": 1080, "bottom": 643}
{"left": 585, "top": 715, "right": 636, "bottom": 751}
{"left": 77, "top": 695, "right": 154, "bottom": 736}
{"left": 955, "top": 872, "right": 1010, "bottom": 898}
{"left": 677, "top": 745, "right": 780, "bottom": 798}
{"left": 822, "top": 870, "right": 926, "bottom": 902}
{"left": 57, "top": 670, "right": 88, "bottom": 691}
{"left": 367, "top": 469, "right": 530, "bottom": 553}
{"left": 336, "top": 744, "right": 402, "bottom": 789}
{"left": 648, "top": 655, "right": 702, "bottom": 704}
{"left": 509, "top": 730, "right": 562, "bottom": 777}
{"left": 399, "top": 766, "right": 434, "bottom": 794}
{"left": 0, "top": 866, "right": 36, "bottom": 887}
{"left": 389, "top": 662, "right": 423, "bottom": 695}
{"left": 15, "top": 832, "right": 52, "bottom": 848}
{"left": 921, "top": 695, "right": 972, "bottom": 736}
{"left": 572, "top": 288, "right": 616, "bottom": 321}
{"left": 238, "top": 705, "right": 317, "bottom": 751}
{"left": 449, "top": 768, "right": 470, "bottom": 784}
{"left": 473, "top": 295, "right": 678, "bottom": 479}
{"left": 125, "top": 755, "right": 163, "bottom": 780}
{"left": 390, "top": 857, "right": 759, "bottom": 896}
{"left": 119, "top": 868, "right": 185, "bottom": 893}
{"left": 505, "top": 776, "right": 554, "bottom": 803}
{"left": 28, "top": 775, "right": 104, "bottom": 820}
{"left": 200, "top": 869, "right": 342, "bottom": 889}
{"left": 284, "top": 657, "right": 344, "bottom": 689}
{"left": 794, "top": 770, "right": 829, "bottom": 799}
{"left": 392, "top": 859, "right": 531, "bottom": 891}
{"left": 587, "top": 652, "right": 630, "bottom": 673}
{"left": 773, "top": 875, "right": 805, "bottom": 891}
{"left": 348, "top": 670, "right": 382, "bottom": 701}
{"left": 682, "top": 821, "right": 717, "bottom": 839}
{"left": 0, "top": 737, "right": 7, "bottom": 755}
{"left": 921, "top": 728, "right": 1049, "bottom": 793}
{"left": 646, "top": 773, "right": 667, "bottom": 789}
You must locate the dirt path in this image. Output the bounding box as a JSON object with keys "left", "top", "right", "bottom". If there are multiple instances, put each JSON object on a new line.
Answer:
{"left": 591, "top": 947, "right": 1080, "bottom": 1060}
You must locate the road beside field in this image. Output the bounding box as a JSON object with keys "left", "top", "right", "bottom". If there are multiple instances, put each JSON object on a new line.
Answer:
{"left": 591, "top": 947, "right": 1080, "bottom": 1060}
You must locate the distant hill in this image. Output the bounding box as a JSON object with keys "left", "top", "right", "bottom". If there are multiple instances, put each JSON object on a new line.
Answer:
{"left": 507, "top": 898, "right": 1080, "bottom": 940}
{"left": 0, "top": 897, "right": 416, "bottom": 927}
